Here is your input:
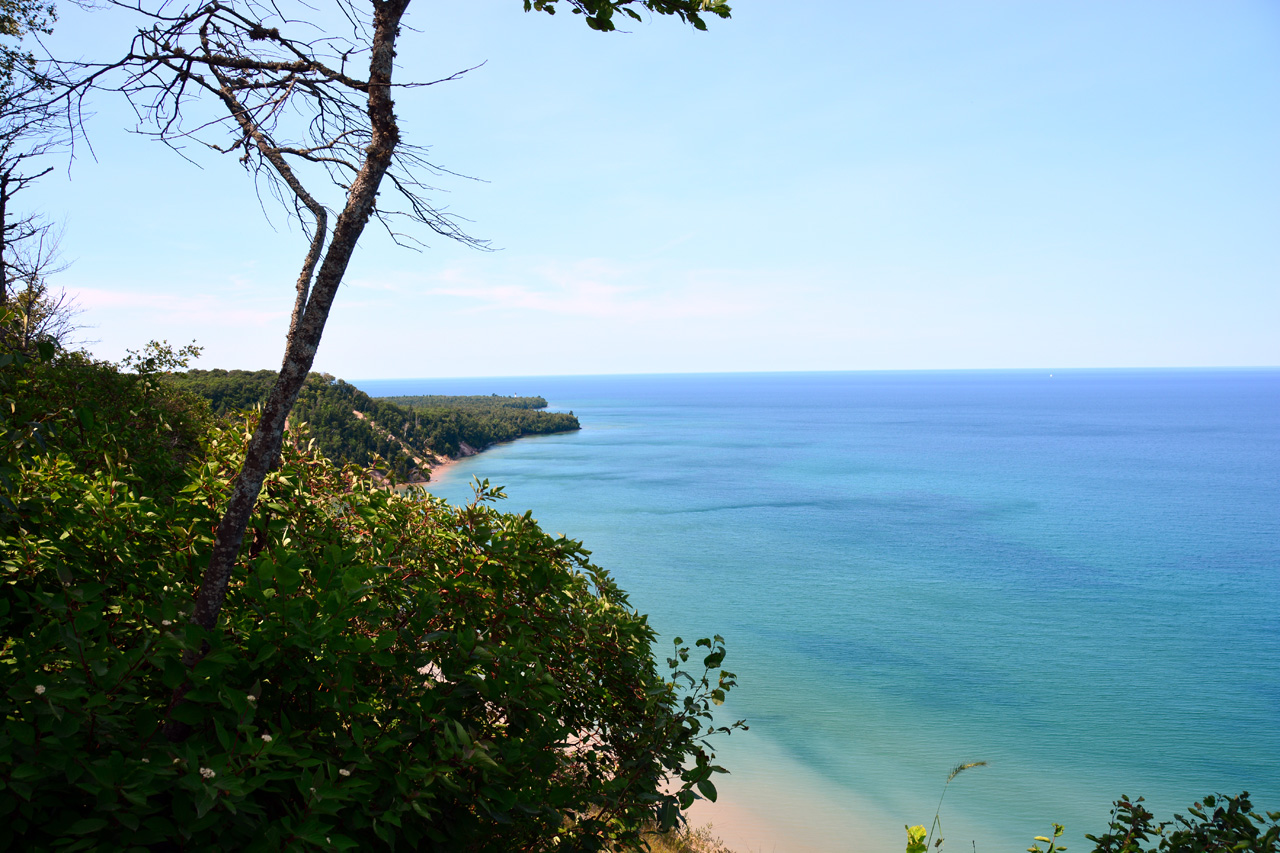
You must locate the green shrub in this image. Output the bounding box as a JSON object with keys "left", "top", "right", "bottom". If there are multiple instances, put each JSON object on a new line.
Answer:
{"left": 1, "top": 355, "right": 742, "bottom": 851}
{"left": 1086, "top": 792, "right": 1280, "bottom": 853}
{"left": 3, "top": 338, "right": 211, "bottom": 509}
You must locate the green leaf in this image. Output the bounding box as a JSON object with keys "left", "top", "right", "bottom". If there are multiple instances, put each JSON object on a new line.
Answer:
{"left": 275, "top": 557, "right": 301, "bottom": 594}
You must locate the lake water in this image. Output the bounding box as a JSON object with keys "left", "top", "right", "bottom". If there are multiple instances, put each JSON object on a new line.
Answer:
{"left": 354, "top": 370, "right": 1280, "bottom": 853}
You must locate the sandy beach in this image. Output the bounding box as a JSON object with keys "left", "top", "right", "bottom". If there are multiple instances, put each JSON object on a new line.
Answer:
{"left": 387, "top": 448, "right": 477, "bottom": 495}
{"left": 422, "top": 453, "right": 465, "bottom": 483}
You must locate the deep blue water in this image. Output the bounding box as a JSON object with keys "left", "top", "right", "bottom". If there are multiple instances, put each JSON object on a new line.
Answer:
{"left": 355, "top": 370, "right": 1280, "bottom": 852}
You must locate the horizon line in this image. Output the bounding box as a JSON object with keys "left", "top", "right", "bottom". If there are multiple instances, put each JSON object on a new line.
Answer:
{"left": 344, "top": 364, "right": 1280, "bottom": 383}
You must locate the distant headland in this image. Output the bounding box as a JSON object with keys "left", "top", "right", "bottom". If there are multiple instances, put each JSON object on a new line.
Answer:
{"left": 163, "top": 369, "right": 580, "bottom": 484}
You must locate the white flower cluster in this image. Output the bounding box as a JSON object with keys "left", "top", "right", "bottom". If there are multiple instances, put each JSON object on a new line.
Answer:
{"left": 199, "top": 767, "right": 216, "bottom": 780}
{"left": 34, "top": 684, "right": 46, "bottom": 695}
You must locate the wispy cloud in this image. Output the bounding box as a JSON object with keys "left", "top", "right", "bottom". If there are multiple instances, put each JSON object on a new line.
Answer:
{"left": 70, "top": 287, "right": 289, "bottom": 327}
{"left": 353, "top": 258, "right": 786, "bottom": 322}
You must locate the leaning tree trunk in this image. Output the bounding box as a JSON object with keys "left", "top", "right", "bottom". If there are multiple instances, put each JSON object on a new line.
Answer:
{"left": 164, "top": 0, "right": 411, "bottom": 742}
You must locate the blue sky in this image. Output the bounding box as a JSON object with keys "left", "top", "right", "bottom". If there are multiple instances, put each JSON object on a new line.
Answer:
{"left": 28, "top": 0, "right": 1280, "bottom": 377}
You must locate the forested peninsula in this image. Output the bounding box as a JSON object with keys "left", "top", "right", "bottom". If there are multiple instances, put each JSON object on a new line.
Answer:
{"left": 164, "top": 369, "right": 580, "bottom": 483}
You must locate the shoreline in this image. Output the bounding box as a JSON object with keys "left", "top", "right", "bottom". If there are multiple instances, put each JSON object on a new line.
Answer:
{"left": 387, "top": 435, "right": 496, "bottom": 493}
{"left": 423, "top": 453, "right": 465, "bottom": 482}
{"left": 417, "top": 439, "right": 484, "bottom": 486}
{"left": 387, "top": 453, "right": 467, "bottom": 494}
{"left": 392, "top": 428, "right": 579, "bottom": 494}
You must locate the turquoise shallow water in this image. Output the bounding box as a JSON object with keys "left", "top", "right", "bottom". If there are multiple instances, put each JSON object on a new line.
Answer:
{"left": 355, "top": 370, "right": 1280, "bottom": 852}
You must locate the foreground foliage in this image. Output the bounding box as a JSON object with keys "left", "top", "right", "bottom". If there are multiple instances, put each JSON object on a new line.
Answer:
{"left": 1084, "top": 792, "right": 1279, "bottom": 853}
{"left": 0, "top": 340, "right": 741, "bottom": 851}
{"left": 906, "top": 791, "right": 1279, "bottom": 853}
